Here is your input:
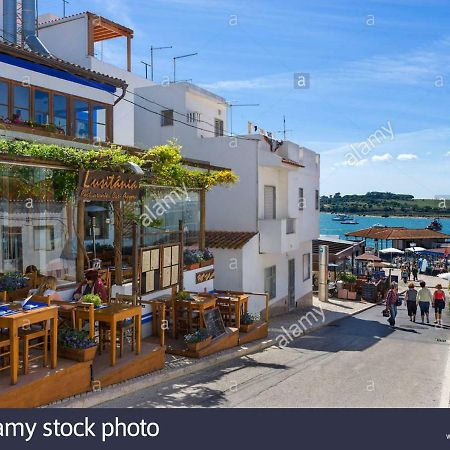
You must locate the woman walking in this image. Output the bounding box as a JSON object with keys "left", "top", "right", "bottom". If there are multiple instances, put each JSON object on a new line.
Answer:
{"left": 433, "top": 284, "right": 446, "bottom": 327}
{"left": 417, "top": 281, "right": 432, "bottom": 324}
{"left": 405, "top": 282, "right": 418, "bottom": 322}
{"left": 401, "top": 266, "right": 408, "bottom": 284}
{"left": 385, "top": 282, "right": 399, "bottom": 327}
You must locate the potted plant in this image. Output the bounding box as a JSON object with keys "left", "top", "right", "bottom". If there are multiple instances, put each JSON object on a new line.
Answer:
{"left": 184, "top": 328, "right": 211, "bottom": 352}
{"left": 0, "top": 273, "right": 29, "bottom": 302}
{"left": 183, "top": 249, "right": 201, "bottom": 271}
{"left": 176, "top": 290, "right": 191, "bottom": 301}
{"left": 58, "top": 327, "right": 97, "bottom": 362}
{"left": 239, "top": 313, "right": 260, "bottom": 332}
{"left": 200, "top": 249, "right": 214, "bottom": 267}
{"left": 81, "top": 293, "right": 103, "bottom": 308}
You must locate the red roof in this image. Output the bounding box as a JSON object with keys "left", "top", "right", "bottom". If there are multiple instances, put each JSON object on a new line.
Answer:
{"left": 346, "top": 227, "right": 450, "bottom": 240}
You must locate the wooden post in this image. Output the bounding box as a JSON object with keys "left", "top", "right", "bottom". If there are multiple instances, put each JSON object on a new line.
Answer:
{"left": 179, "top": 220, "right": 185, "bottom": 291}
{"left": 160, "top": 302, "right": 165, "bottom": 348}
{"left": 76, "top": 199, "right": 85, "bottom": 282}
{"left": 132, "top": 221, "right": 139, "bottom": 298}
{"left": 265, "top": 293, "right": 269, "bottom": 323}
{"left": 199, "top": 188, "right": 206, "bottom": 250}
{"left": 127, "top": 36, "right": 132, "bottom": 72}
{"left": 113, "top": 201, "right": 123, "bottom": 285}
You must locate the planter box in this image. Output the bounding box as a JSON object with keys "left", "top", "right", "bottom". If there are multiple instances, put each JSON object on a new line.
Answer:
{"left": 200, "top": 259, "right": 214, "bottom": 268}
{"left": 347, "top": 291, "right": 358, "bottom": 300}
{"left": 338, "top": 289, "right": 348, "bottom": 299}
{"left": 240, "top": 322, "right": 258, "bottom": 333}
{"left": 58, "top": 345, "right": 97, "bottom": 362}
{"left": 186, "top": 336, "right": 211, "bottom": 352}
{"left": 184, "top": 263, "right": 200, "bottom": 271}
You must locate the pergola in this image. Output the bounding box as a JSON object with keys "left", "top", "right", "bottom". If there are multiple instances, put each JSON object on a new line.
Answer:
{"left": 346, "top": 226, "right": 450, "bottom": 253}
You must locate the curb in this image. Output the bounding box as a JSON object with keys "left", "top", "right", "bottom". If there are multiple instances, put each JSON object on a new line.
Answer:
{"left": 50, "top": 301, "right": 377, "bottom": 408}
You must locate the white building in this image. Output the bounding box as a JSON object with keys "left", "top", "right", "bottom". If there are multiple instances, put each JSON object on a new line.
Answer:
{"left": 32, "top": 9, "right": 321, "bottom": 315}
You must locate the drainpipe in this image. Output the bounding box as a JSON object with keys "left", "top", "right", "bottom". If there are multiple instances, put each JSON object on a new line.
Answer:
{"left": 22, "top": 0, "right": 51, "bottom": 55}
{"left": 3, "top": 0, "right": 17, "bottom": 44}
{"left": 114, "top": 84, "right": 128, "bottom": 106}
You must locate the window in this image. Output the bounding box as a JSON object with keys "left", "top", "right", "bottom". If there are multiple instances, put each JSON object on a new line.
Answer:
{"left": 0, "top": 82, "right": 8, "bottom": 120}
{"left": 264, "top": 266, "right": 276, "bottom": 300}
{"left": 161, "top": 109, "right": 174, "bottom": 126}
{"left": 34, "top": 90, "right": 49, "bottom": 125}
{"left": 54, "top": 94, "right": 67, "bottom": 134}
{"left": 315, "top": 189, "right": 320, "bottom": 210}
{"left": 92, "top": 104, "right": 107, "bottom": 142}
{"left": 33, "top": 226, "right": 55, "bottom": 251}
{"left": 286, "top": 218, "right": 296, "bottom": 234}
{"left": 187, "top": 112, "right": 201, "bottom": 123}
{"left": 74, "top": 99, "right": 89, "bottom": 139}
{"left": 303, "top": 253, "right": 311, "bottom": 281}
{"left": 13, "top": 85, "right": 30, "bottom": 122}
{"left": 299, "top": 187, "right": 304, "bottom": 210}
{"left": 214, "top": 118, "right": 224, "bottom": 137}
{"left": 264, "top": 186, "right": 276, "bottom": 220}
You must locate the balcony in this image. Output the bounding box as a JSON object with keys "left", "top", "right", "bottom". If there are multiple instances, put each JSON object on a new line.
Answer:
{"left": 258, "top": 218, "right": 298, "bottom": 254}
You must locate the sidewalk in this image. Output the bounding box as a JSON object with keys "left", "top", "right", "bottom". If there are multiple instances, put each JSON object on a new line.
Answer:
{"left": 48, "top": 296, "right": 376, "bottom": 408}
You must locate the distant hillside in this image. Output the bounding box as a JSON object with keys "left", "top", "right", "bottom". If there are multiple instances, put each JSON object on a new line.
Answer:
{"left": 320, "top": 192, "right": 449, "bottom": 217}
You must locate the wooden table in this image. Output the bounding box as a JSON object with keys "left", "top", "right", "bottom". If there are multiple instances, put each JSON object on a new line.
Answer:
{"left": 176, "top": 296, "right": 217, "bottom": 336}
{"left": 77, "top": 304, "right": 142, "bottom": 367}
{"left": 0, "top": 305, "right": 58, "bottom": 385}
{"left": 216, "top": 295, "right": 249, "bottom": 328}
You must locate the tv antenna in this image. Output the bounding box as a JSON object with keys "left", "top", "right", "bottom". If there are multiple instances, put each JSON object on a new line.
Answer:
{"left": 276, "top": 115, "right": 293, "bottom": 140}
{"left": 220, "top": 102, "right": 259, "bottom": 135}
{"left": 150, "top": 45, "right": 172, "bottom": 81}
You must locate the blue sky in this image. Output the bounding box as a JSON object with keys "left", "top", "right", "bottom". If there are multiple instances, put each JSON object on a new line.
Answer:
{"left": 37, "top": 0, "right": 450, "bottom": 198}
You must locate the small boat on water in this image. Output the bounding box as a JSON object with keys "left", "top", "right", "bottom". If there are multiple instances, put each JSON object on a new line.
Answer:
{"left": 426, "top": 218, "right": 443, "bottom": 231}
{"left": 382, "top": 214, "right": 389, "bottom": 218}
{"left": 341, "top": 219, "right": 359, "bottom": 225}
{"left": 332, "top": 214, "right": 347, "bottom": 221}
{"left": 373, "top": 223, "right": 384, "bottom": 228}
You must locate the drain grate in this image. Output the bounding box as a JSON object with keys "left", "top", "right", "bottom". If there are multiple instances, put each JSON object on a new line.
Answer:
{"left": 436, "top": 338, "right": 447, "bottom": 343}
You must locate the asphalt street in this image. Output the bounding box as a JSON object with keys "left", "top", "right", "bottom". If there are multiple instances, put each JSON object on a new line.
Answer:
{"left": 98, "top": 302, "right": 450, "bottom": 408}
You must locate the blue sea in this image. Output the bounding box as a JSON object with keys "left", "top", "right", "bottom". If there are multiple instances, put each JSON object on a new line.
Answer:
{"left": 320, "top": 213, "right": 450, "bottom": 248}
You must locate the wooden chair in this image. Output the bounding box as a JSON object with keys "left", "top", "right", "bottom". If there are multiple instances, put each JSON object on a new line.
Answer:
{"left": 75, "top": 302, "right": 95, "bottom": 339}
{"left": 19, "top": 295, "right": 51, "bottom": 375}
{"left": 100, "top": 294, "right": 136, "bottom": 358}
{"left": 0, "top": 336, "right": 11, "bottom": 372}
{"left": 0, "top": 291, "right": 6, "bottom": 303}
{"left": 216, "top": 297, "right": 235, "bottom": 327}
{"left": 98, "top": 269, "right": 111, "bottom": 301}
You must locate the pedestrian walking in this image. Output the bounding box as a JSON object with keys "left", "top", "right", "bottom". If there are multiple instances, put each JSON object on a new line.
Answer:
{"left": 407, "top": 262, "right": 411, "bottom": 281}
{"left": 405, "top": 282, "right": 418, "bottom": 322}
{"left": 412, "top": 264, "right": 418, "bottom": 282}
{"left": 401, "top": 266, "right": 408, "bottom": 284}
{"left": 385, "top": 282, "right": 399, "bottom": 327}
{"left": 417, "top": 281, "right": 432, "bottom": 324}
{"left": 433, "top": 284, "right": 446, "bottom": 327}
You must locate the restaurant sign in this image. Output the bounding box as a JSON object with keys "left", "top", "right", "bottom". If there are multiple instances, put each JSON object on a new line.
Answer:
{"left": 78, "top": 170, "right": 140, "bottom": 202}
{"left": 195, "top": 268, "right": 215, "bottom": 284}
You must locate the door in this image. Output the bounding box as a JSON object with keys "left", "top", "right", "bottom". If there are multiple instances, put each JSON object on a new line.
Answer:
{"left": 2, "top": 226, "right": 23, "bottom": 272}
{"left": 264, "top": 186, "right": 276, "bottom": 220}
{"left": 288, "top": 259, "right": 295, "bottom": 310}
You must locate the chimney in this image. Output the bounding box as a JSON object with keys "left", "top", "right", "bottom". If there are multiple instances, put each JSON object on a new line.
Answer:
{"left": 2, "top": 0, "right": 17, "bottom": 44}
{"left": 22, "top": 0, "right": 51, "bottom": 55}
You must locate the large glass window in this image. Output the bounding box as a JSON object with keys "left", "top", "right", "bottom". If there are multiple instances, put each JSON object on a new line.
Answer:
{"left": 74, "top": 99, "right": 89, "bottom": 139}
{"left": 0, "top": 82, "right": 8, "bottom": 120}
{"left": 34, "top": 90, "right": 50, "bottom": 125}
{"left": 92, "top": 104, "right": 107, "bottom": 142}
{"left": 53, "top": 94, "right": 67, "bottom": 134}
{"left": 13, "top": 85, "right": 30, "bottom": 123}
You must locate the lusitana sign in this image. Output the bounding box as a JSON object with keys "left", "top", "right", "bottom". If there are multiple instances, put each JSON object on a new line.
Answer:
{"left": 78, "top": 170, "right": 140, "bottom": 202}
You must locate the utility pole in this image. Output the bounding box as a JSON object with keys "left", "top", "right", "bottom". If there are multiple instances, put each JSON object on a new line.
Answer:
{"left": 141, "top": 61, "right": 151, "bottom": 79}
{"left": 173, "top": 52, "right": 198, "bottom": 83}
{"left": 150, "top": 45, "right": 172, "bottom": 81}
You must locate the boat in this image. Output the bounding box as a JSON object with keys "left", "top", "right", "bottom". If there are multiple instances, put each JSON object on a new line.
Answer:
{"left": 426, "top": 218, "right": 443, "bottom": 232}
{"left": 341, "top": 219, "right": 359, "bottom": 225}
{"left": 382, "top": 214, "right": 389, "bottom": 218}
{"left": 373, "top": 223, "right": 384, "bottom": 228}
{"left": 332, "top": 214, "right": 347, "bottom": 221}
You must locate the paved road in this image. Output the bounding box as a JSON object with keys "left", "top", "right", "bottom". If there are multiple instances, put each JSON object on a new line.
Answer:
{"left": 98, "top": 303, "right": 450, "bottom": 408}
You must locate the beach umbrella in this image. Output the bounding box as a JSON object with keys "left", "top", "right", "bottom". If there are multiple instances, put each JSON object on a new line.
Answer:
{"left": 379, "top": 247, "right": 404, "bottom": 255}
{"left": 405, "top": 247, "right": 426, "bottom": 253}
{"left": 437, "top": 273, "right": 450, "bottom": 281}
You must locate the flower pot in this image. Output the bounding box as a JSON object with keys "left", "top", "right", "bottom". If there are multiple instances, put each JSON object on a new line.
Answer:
{"left": 240, "top": 322, "right": 258, "bottom": 333}
{"left": 200, "top": 259, "right": 214, "bottom": 267}
{"left": 58, "top": 345, "right": 98, "bottom": 362}
{"left": 347, "top": 291, "right": 358, "bottom": 300}
{"left": 186, "top": 336, "right": 211, "bottom": 352}
{"left": 337, "top": 289, "right": 348, "bottom": 299}
{"left": 184, "top": 263, "right": 200, "bottom": 271}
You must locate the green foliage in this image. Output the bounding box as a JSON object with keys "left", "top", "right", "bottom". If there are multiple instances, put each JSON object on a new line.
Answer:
{"left": 58, "top": 327, "right": 97, "bottom": 349}
{"left": 81, "top": 293, "right": 102, "bottom": 307}
{"left": 339, "top": 272, "right": 357, "bottom": 284}
{"left": 184, "top": 328, "right": 209, "bottom": 344}
{"left": 241, "top": 312, "right": 260, "bottom": 325}
{"left": 177, "top": 290, "right": 191, "bottom": 300}
{"left": 0, "top": 139, "right": 238, "bottom": 200}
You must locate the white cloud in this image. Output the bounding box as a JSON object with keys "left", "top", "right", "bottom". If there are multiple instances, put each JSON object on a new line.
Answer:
{"left": 397, "top": 153, "right": 418, "bottom": 161}
{"left": 446, "top": 151, "right": 450, "bottom": 157}
{"left": 372, "top": 153, "right": 393, "bottom": 162}
{"left": 340, "top": 158, "right": 369, "bottom": 167}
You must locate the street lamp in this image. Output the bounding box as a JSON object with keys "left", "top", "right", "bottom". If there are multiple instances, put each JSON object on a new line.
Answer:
{"left": 173, "top": 53, "right": 198, "bottom": 83}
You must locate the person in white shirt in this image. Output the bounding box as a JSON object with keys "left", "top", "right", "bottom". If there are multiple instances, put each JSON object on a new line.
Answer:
{"left": 29, "top": 276, "right": 62, "bottom": 301}
{"left": 416, "top": 281, "right": 432, "bottom": 324}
